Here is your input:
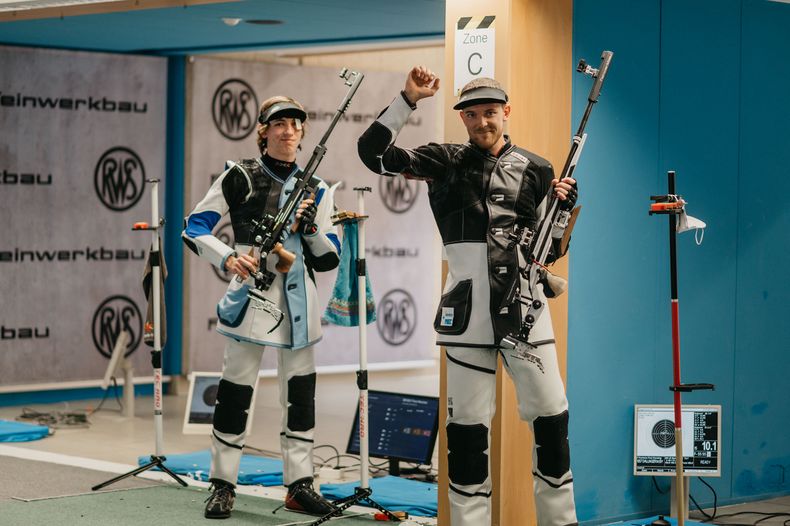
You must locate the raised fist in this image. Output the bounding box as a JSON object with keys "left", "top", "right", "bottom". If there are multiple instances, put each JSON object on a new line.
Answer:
{"left": 404, "top": 66, "right": 440, "bottom": 104}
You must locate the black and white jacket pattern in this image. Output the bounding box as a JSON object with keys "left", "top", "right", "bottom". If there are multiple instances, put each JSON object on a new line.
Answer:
{"left": 359, "top": 94, "right": 556, "bottom": 348}
{"left": 183, "top": 157, "right": 340, "bottom": 349}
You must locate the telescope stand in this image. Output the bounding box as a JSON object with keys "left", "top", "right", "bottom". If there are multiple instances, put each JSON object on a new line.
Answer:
{"left": 92, "top": 179, "right": 187, "bottom": 491}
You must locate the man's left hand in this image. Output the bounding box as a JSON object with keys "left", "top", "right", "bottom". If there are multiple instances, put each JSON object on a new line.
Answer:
{"left": 552, "top": 177, "right": 578, "bottom": 210}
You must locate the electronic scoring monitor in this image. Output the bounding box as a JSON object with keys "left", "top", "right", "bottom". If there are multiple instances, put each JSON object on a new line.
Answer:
{"left": 346, "top": 390, "right": 440, "bottom": 476}
{"left": 634, "top": 404, "right": 721, "bottom": 477}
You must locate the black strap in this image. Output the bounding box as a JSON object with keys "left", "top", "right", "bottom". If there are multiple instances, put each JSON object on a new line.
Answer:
{"left": 532, "top": 471, "right": 574, "bottom": 489}
{"left": 279, "top": 432, "right": 315, "bottom": 444}
{"left": 448, "top": 484, "right": 492, "bottom": 498}
{"left": 528, "top": 338, "right": 556, "bottom": 348}
{"left": 213, "top": 430, "right": 243, "bottom": 450}
{"left": 438, "top": 340, "right": 499, "bottom": 350}
{"left": 445, "top": 351, "right": 496, "bottom": 375}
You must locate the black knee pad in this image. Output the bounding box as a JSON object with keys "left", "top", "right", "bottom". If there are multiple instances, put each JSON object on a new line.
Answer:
{"left": 446, "top": 423, "right": 488, "bottom": 486}
{"left": 287, "top": 373, "right": 316, "bottom": 432}
{"left": 213, "top": 379, "right": 254, "bottom": 435}
{"left": 533, "top": 410, "right": 571, "bottom": 479}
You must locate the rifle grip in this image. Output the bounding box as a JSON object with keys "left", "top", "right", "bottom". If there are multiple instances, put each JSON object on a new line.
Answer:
{"left": 233, "top": 246, "right": 257, "bottom": 283}
{"left": 272, "top": 242, "right": 296, "bottom": 273}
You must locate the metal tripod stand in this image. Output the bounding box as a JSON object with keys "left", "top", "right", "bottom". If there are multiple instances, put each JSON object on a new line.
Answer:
{"left": 309, "top": 187, "right": 402, "bottom": 525}
{"left": 92, "top": 178, "right": 187, "bottom": 491}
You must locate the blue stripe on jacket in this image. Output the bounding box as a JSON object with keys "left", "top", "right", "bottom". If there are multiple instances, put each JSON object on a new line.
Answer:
{"left": 184, "top": 210, "right": 221, "bottom": 238}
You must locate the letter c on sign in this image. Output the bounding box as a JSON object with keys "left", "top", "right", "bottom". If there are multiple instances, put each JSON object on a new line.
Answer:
{"left": 468, "top": 52, "right": 483, "bottom": 75}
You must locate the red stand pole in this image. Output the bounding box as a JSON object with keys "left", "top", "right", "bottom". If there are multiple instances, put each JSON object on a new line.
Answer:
{"left": 666, "top": 171, "right": 686, "bottom": 525}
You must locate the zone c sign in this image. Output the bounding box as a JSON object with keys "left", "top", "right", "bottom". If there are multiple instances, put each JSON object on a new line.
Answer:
{"left": 454, "top": 15, "right": 496, "bottom": 95}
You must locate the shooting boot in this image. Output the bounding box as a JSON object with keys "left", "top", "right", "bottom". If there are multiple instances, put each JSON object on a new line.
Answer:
{"left": 204, "top": 480, "right": 236, "bottom": 519}
{"left": 285, "top": 477, "right": 338, "bottom": 516}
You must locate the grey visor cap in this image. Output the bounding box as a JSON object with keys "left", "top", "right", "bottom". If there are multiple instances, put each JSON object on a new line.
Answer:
{"left": 453, "top": 86, "right": 509, "bottom": 110}
{"left": 258, "top": 101, "right": 308, "bottom": 124}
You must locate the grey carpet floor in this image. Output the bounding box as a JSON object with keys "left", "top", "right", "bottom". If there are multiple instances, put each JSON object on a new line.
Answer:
{"left": 0, "top": 455, "right": 380, "bottom": 526}
{"left": 0, "top": 485, "right": 379, "bottom": 526}
{"left": 0, "top": 455, "right": 160, "bottom": 501}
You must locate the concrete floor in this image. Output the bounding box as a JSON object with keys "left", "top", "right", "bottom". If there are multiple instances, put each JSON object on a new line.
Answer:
{"left": 0, "top": 391, "right": 349, "bottom": 468}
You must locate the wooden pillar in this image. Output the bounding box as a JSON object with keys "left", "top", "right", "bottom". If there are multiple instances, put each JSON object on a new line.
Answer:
{"left": 439, "top": 1, "right": 573, "bottom": 524}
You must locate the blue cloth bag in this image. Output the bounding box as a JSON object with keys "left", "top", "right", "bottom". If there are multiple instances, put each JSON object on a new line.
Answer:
{"left": 323, "top": 221, "right": 376, "bottom": 326}
{"left": 0, "top": 420, "right": 49, "bottom": 442}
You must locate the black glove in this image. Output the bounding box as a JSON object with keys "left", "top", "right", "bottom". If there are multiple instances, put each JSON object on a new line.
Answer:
{"left": 299, "top": 201, "right": 318, "bottom": 235}
{"left": 560, "top": 182, "right": 578, "bottom": 211}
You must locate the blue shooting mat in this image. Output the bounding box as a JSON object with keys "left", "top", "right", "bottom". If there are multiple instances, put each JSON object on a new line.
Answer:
{"left": 137, "top": 449, "right": 283, "bottom": 486}
{"left": 0, "top": 419, "right": 49, "bottom": 442}
{"left": 320, "top": 475, "right": 438, "bottom": 517}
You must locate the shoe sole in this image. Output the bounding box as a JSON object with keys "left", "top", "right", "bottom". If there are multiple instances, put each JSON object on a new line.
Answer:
{"left": 204, "top": 513, "right": 231, "bottom": 519}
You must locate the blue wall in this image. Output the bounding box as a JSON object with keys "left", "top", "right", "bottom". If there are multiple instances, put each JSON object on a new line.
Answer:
{"left": 569, "top": 0, "right": 790, "bottom": 522}
{"left": 164, "top": 56, "right": 186, "bottom": 380}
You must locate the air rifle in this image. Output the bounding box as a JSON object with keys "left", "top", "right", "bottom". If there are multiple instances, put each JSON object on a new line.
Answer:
{"left": 500, "top": 50, "right": 613, "bottom": 350}
{"left": 244, "top": 69, "right": 365, "bottom": 320}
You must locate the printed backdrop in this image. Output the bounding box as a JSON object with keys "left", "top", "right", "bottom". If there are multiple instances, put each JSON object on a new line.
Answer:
{"left": 0, "top": 46, "right": 168, "bottom": 386}
{"left": 186, "top": 58, "right": 441, "bottom": 372}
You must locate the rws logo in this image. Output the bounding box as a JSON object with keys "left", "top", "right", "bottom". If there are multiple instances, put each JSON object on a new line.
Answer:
{"left": 92, "top": 295, "right": 142, "bottom": 358}
{"left": 94, "top": 147, "right": 145, "bottom": 211}
{"left": 379, "top": 174, "right": 419, "bottom": 214}
{"left": 212, "top": 79, "right": 258, "bottom": 141}
{"left": 211, "top": 221, "right": 235, "bottom": 283}
{"left": 376, "top": 288, "right": 417, "bottom": 346}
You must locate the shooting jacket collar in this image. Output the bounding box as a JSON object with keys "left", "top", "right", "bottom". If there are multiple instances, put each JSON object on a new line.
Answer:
{"left": 259, "top": 154, "right": 299, "bottom": 183}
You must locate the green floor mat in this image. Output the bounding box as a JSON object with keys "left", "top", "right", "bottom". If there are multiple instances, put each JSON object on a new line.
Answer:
{"left": 0, "top": 484, "right": 381, "bottom": 526}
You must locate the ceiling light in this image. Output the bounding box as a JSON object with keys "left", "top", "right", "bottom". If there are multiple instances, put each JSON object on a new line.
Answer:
{"left": 221, "top": 17, "right": 242, "bottom": 26}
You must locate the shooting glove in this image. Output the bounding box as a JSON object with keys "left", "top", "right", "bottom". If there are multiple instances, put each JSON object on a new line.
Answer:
{"left": 299, "top": 200, "right": 318, "bottom": 235}
{"left": 560, "top": 182, "right": 578, "bottom": 211}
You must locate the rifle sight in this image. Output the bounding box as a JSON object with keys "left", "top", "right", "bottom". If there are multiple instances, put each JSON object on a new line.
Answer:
{"left": 576, "top": 59, "right": 600, "bottom": 78}
{"left": 340, "top": 68, "right": 360, "bottom": 86}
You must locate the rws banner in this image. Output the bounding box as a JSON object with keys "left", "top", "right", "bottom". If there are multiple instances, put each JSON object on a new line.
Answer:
{"left": 0, "top": 46, "right": 167, "bottom": 387}
{"left": 186, "top": 58, "right": 440, "bottom": 372}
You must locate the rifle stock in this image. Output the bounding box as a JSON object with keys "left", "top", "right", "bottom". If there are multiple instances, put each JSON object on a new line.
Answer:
{"left": 272, "top": 242, "right": 296, "bottom": 273}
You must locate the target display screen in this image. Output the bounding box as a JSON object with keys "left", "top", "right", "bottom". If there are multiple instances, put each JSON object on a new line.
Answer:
{"left": 188, "top": 374, "right": 221, "bottom": 424}
{"left": 634, "top": 405, "right": 721, "bottom": 476}
{"left": 346, "top": 390, "right": 440, "bottom": 465}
